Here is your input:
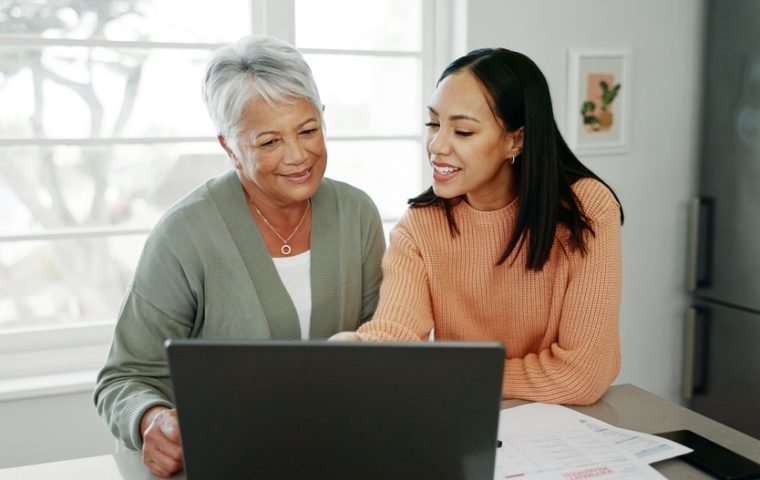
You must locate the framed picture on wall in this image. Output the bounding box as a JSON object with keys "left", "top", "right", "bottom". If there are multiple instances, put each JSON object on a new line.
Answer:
{"left": 567, "top": 48, "right": 632, "bottom": 156}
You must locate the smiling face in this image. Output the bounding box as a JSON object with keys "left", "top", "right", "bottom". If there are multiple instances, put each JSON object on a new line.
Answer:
{"left": 227, "top": 94, "right": 327, "bottom": 208}
{"left": 425, "top": 70, "right": 523, "bottom": 211}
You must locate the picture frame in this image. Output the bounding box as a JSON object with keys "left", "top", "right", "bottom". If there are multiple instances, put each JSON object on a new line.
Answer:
{"left": 567, "top": 48, "right": 632, "bottom": 156}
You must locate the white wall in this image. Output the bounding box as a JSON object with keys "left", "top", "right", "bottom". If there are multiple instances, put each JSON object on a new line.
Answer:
{"left": 0, "top": 390, "right": 115, "bottom": 469}
{"left": 466, "top": 0, "right": 706, "bottom": 401}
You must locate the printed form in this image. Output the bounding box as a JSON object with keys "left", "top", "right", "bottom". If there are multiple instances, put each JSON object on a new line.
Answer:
{"left": 493, "top": 403, "right": 691, "bottom": 479}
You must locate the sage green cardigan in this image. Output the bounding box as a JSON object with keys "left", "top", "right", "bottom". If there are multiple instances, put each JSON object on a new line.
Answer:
{"left": 94, "top": 170, "right": 385, "bottom": 450}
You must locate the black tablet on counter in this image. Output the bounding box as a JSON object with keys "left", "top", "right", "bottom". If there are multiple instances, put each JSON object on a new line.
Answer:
{"left": 656, "top": 430, "right": 760, "bottom": 480}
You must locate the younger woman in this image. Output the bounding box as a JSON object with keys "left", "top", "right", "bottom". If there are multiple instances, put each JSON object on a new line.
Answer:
{"left": 334, "top": 48, "right": 623, "bottom": 405}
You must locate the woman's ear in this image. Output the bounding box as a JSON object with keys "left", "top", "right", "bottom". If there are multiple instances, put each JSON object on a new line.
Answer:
{"left": 218, "top": 135, "right": 236, "bottom": 160}
{"left": 218, "top": 135, "right": 243, "bottom": 170}
{"left": 510, "top": 126, "right": 525, "bottom": 156}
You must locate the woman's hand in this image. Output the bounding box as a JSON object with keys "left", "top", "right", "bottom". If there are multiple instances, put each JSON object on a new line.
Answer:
{"left": 328, "top": 331, "right": 362, "bottom": 342}
{"left": 140, "top": 406, "right": 183, "bottom": 477}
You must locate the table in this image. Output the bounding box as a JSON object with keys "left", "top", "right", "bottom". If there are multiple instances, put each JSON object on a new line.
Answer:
{"left": 503, "top": 383, "right": 760, "bottom": 479}
{"left": 1, "top": 384, "right": 758, "bottom": 479}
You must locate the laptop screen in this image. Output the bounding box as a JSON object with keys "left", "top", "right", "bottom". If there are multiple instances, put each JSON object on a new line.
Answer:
{"left": 166, "top": 339, "right": 504, "bottom": 480}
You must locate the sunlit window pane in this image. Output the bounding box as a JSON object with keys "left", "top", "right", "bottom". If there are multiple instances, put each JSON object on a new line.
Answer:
{"left": 0, "top": 0, "right": 251, "bottom": 43}
{"left": 306, "top": 54, "right": 421, "bottom": 137}
{"left": 325, "top": 140, "right": 425, "bottom": 221}
{"left": 0, "top": 234, "right": 147, "bottom": 331}
{"left": 295, "top": 0, "right": 421, "bottom": 52}
{"left": 0, "top": 0, "right": 430, "bottom": 338}
{"left": 0, "top": 47, "right": 215, "bottom": 139}
{"left": 0, "top": 144, "right": 229, "bottom": 235}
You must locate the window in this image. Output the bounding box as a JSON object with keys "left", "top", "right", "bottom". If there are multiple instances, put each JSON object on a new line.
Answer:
{"left": 296, "top": 0, "right": 425, "bottom": 223}
{"left": 0, "top": 0, "right": 459, "bottom": 396}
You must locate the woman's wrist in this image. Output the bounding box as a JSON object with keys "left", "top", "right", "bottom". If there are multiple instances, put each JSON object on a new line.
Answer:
{"left": 140, "top": 405, "right": 169, "bottom": 438}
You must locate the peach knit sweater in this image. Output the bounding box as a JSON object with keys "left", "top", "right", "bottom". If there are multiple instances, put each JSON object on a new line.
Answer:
{"left": 357, "top": 178, "right": 622, "bottom": 405}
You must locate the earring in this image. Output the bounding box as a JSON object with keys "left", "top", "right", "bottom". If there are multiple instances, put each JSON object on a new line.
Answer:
{"left": 509, "top": 155, "right": 516, "bottom": 165}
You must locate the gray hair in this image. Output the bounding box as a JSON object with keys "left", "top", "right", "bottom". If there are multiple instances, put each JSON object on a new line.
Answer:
{"left": 201, "top": 35, "right": 323, "bottom": 154}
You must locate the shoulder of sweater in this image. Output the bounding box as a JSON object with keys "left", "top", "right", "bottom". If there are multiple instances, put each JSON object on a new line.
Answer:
{"left": 157, "top": 187, "right": 208, "bottom": 224}
{"left": 149, "top": 173, "right": 228, "bottom": 240}
{"left": 399, "top": 203, "right": 436, "bottom": 221}
{"left": 571, "top": 177, "right": 620, "bottom": 221}
{"left": 320, "top": 177, "right": 384, "bottom": 230}
{"left": 394, "top": 203, "right": 450, "bottom": 238}
{"left": 321, "top": 177, "right": 376, "bottom": 207}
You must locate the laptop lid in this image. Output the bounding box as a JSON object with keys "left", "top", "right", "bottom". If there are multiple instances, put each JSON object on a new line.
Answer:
{"left": 166, "top": 339, "right": 504, "bottom": 480}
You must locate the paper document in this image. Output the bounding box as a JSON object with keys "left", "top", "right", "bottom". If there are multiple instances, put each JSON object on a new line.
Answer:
{"left": 577, "top": 417, "right": 691, "bottom": 464}
{"left": 493, "top": 403, "right": 691, "bottom": 479}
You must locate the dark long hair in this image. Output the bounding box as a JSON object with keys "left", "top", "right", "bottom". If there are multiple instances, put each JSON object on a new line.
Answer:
{"left": 410, "top": 48, "right": 624, "bottom": 271}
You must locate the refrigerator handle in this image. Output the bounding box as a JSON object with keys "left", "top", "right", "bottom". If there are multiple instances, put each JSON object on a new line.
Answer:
{"left": 683, "top": 306, "right": 709, "bottom": 400}
{"left": 687, "top": 197, "right": 714, "bottom": 291}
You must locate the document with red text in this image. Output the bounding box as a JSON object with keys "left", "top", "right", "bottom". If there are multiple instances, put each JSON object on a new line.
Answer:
{"left": 493, "top": 403, "right": 691, "bottom": 479}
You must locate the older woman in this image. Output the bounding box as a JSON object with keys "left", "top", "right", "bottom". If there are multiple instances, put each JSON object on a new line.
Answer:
{"left": 94, "top": 35, "right": 385, "bottom": 477}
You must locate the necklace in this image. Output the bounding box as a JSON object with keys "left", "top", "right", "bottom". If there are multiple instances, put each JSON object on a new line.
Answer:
{"left": 247, "top": 194, "right": 311, "bottom": 256}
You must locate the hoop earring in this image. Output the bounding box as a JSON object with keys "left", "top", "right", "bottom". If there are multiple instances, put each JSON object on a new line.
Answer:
{"left": 509, "top": 155, "right": 516, "bottom": 165}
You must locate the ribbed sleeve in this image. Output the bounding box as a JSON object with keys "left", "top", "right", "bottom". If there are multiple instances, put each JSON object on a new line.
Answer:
{"left": 357, "top": 178, "right": 622, "bottom": 405}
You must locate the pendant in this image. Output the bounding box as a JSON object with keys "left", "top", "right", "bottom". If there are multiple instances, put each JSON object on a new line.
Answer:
{"left": 281, "top": 244, "right": 292, "bottom": 255}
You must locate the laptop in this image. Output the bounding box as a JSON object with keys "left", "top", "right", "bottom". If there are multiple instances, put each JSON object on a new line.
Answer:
{"left": 166, "top": 339, "right": 505, "bottom": 480}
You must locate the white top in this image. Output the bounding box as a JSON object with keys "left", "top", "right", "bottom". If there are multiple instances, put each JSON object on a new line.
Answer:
{"left": 271, "top": 250, "right": 312, "bottom": 340}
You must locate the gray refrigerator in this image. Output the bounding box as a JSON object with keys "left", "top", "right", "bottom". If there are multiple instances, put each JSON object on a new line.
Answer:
{"left": 685, "top": 0, "right": 760, "bottom": 439}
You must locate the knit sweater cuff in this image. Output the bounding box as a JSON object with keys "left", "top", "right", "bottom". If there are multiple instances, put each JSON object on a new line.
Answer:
{"left": 356, "top": 320, "right": 423, "bottom": 342}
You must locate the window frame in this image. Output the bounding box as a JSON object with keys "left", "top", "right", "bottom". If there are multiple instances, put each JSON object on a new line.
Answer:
{"left": 0, "top": 0, "right": 460, "bottom": 399}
